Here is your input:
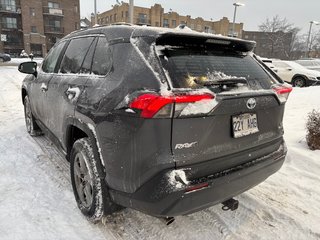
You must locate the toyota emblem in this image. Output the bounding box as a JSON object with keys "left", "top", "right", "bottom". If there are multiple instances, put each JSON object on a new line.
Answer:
{"left": 246, "top": 98, "right": 256, "bottom": 109}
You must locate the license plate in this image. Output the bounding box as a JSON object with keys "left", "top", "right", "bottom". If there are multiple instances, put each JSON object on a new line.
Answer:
{"left": 232, "top": 113, "right": 259, "bottom": 138}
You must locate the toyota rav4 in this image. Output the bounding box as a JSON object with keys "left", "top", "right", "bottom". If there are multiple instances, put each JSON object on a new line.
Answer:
{"left": 19, "top": 25, "right": 292, "bottom": 222}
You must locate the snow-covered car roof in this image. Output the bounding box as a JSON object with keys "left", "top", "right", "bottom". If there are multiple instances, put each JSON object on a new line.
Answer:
{"left": 65, "top": 24, "right": 256, "bottom": 52}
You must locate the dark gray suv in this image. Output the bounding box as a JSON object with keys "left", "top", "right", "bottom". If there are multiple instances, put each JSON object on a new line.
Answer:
{"left": 19, "top": 25, "right": 292, "bottom": 222}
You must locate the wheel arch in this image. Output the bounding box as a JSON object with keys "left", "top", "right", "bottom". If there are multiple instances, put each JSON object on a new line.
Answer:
{"left": 65, "top": 119, "right": 106, "bottom": 179}
{"left": 292, "top": 74, "right": 307, "bottom": 82}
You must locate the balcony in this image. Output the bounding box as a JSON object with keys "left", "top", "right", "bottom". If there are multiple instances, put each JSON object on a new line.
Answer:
{"left": 43, "top": 7, "right": 63, "bottom": 16}
{"left": 0, "top": 4, "right": 21, "bottom": 14}
{"left": 3, "top": 41, "right": 24, "bottom": 50}
{"left": 44, "top": 26, "right": 64, "bottom": 34}
{"left": 1, "top": 23, "right": 22, "bottom": 31}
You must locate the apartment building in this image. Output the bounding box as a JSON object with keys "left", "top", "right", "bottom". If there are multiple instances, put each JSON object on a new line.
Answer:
{"left": 0, "top": 0, "right": 80, "bottom": 57}
{"left": 94, "top": 3, "right": 243, "bottom": 37}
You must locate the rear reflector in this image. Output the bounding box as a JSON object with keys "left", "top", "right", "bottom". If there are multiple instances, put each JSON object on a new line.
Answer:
{"left": 185, "top": 182, "right": 209, "bottom": 193}
{"left": 129, "top": 93, "right": 214, "bottom": 118}
{"left": 272, "top": 84, "right": 293, "bottom": 103}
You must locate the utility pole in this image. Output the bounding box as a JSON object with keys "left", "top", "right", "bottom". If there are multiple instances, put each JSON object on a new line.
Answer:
{"left": 232, "top": 3, "right": 244, "bottom": 37}
{"left": 129, "top": 0, "right": 134, "bottom": 24}
{"left": 94, "top": 0, "right": 98, "bottom": 25}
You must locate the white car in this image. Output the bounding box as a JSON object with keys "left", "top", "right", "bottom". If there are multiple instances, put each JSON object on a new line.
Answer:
{"left": 295, "top": 59, "right": 320, "bottom": 72}
{"left": 272, "top": 60, "right": 320, "bottom": 87}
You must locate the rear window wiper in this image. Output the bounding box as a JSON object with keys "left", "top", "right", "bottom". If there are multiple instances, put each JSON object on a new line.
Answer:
{"left": 194, "top": 78, "right": 248, "bottom": 86}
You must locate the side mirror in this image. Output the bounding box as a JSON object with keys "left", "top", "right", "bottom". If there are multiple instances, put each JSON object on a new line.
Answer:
{"left": 18, "top": 61, "right": 38, "bottom": 77}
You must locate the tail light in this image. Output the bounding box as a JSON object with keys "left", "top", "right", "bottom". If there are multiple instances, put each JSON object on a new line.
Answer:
{"left": 129, "top": 92, "right": 216, "bottom": 118}
{"left": 272, "top": 84, "right": 293, "bottom": 103}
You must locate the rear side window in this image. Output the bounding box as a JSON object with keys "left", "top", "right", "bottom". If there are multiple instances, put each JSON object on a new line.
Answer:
{"left": 91, "top": 37, "right": 112, "bottom": 75}
{"left": 160, "top": 48, "right": 277, "bottom": 90}
{"left": 60, "top": 37, "right": 95, "bottom": 74}
{"left": 42, "top": 41, "right": 67, "bottom": 73}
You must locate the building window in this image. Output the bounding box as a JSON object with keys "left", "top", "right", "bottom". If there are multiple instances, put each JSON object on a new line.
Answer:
{"left": 110, "top": 15, "right": 112, "bottom": 22}
{"left": 163, "top": 19, "right": 169, "bottom": 27}
{"left": 204, "top": 26, "right": 211, "bottom": 33}
{"left": 114, "top": 13, "right": 117, "bottom": 22}
{"left": 30, "top": 7, "right": 35, "bottom": 16}
{"left": 121, "top": 11, "right": 124, "bottom": 18}
{"left": 172, "top": 20, "right": 176, "bottom": 28}
{"left": 197, "top": 24, "right": 202, "bottom": 31}
{"left": 31, "top": 26, "right": 37, "bottom": 33}
{"left": 0, "top": 0, "right": 17, "bottom": 11}
{"left": 155, "top": 21, "right": 159, "bottom": 27}
{"left": 1, "top": 17, "right": 17, "bottom": 29}
{"left": 125, "top": 11, "right": 128, "bottom": 18}
{"left": 48, "top": 2, "right": 60, "bottom": 9}
{"left": 106, "top": 16, "right": 109, "bottom": 22}
{"left": 138, "top": 13, "right": 147, "bottom": 24}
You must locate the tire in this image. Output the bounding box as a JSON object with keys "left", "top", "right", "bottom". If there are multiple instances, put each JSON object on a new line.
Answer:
{"left": 23, "top": 96, "right": 42, "bottom": 136}
{"left": 70, "top": 138, "right": 120, "bottom": 223}
{"left": 292, "top": 77, "right": 306, "bottom": 87}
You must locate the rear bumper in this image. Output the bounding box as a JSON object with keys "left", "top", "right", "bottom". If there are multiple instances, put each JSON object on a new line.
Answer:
{"left": 109, "top": 142, "right": 287, "bottom": 217}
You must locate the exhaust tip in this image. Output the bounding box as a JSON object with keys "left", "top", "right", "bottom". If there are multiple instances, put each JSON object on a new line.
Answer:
{"left": 160, "top": 217, "right": 175, "bottom": 226}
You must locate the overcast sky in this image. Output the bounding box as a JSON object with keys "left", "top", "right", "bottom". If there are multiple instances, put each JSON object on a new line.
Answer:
{"left": 80, "top": 0, "right": 320, "bottom": 34}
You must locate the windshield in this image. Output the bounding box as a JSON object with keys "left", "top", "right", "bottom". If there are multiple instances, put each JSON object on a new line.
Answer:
{"left": 160, "top": 47, "right": 277, "bottom": 91}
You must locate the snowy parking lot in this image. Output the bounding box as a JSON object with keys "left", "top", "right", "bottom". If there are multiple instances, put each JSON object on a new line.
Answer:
{"left": 0, "top": 65, "right": 319, "bottom": 240}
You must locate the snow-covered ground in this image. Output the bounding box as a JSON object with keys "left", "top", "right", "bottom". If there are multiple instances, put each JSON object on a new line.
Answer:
{"left": 0, "top": 65, "right": 319, "bottom": 240}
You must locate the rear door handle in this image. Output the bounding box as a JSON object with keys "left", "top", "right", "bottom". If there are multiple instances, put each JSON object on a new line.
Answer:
{"left": 40, "top": 83, "right": 48, "bottom": 92}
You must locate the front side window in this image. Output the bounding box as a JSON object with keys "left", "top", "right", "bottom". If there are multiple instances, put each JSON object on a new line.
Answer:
{"left": 42, "top": 41, "right": 67, "bottom": 73}
{"left": 59, "top": 37, "right": 95, "bottom": 74}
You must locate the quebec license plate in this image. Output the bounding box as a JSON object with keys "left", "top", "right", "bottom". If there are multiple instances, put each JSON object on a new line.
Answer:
{"left": 232, "top": 113, "right": 259, "bottom": 138}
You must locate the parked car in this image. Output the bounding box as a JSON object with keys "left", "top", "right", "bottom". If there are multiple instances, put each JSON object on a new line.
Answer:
{"left": 295, "top": 59, "right": 320, "bottom": 72}
{"left": 272, "top": 60, "right": 320, "bottom": 87}
{"left": 0, "top": 53, "right": 11, "bottom": 62}
{"left": 18, "top": 25, "right": 292, "bottom": 223}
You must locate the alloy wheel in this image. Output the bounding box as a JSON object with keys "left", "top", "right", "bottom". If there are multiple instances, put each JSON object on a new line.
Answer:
{"left": 74, "top": 152, "right": 93, "bottom": 208}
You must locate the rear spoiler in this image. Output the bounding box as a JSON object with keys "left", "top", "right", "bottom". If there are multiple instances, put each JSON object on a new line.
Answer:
{"left": 155, "top": 33, "right": 256, "bottom": 53}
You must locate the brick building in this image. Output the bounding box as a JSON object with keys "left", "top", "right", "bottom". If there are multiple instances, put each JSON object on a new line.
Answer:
{"left": 94, "top": 3, "right": 243, "bottom": 37}
{"left": 0, "top": 0, "right": 80, "bottom": 57}
{"left": 242, "top": 30, "right": 294, "bottom": 60}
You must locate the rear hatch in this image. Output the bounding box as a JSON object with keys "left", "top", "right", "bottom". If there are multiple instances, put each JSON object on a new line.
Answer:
{"left": 154, "top": 34, "right": 291, "bottom": 169}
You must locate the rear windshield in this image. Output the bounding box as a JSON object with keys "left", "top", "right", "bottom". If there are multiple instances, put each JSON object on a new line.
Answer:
{"left": 159, "top": 47, "right": 277, "bottom": 91}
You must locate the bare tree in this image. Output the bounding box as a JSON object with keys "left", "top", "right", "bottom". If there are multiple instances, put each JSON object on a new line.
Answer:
{"left": 259, "top": 15, "right": 300, "bottom": 59}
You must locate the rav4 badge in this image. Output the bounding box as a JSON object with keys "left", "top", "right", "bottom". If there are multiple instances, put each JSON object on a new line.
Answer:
{"left": 175, "top": 142, "right": 198, "bottom": 150}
